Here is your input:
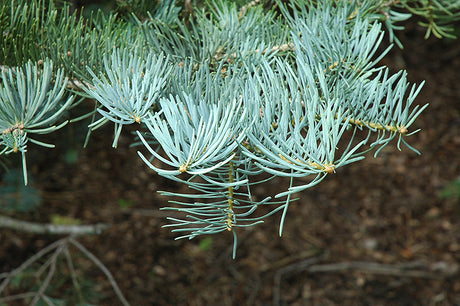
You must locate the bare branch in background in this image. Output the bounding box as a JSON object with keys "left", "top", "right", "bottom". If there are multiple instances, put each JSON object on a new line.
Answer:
{"left": 0, "top": 215, "right": 110, "bottom": 236}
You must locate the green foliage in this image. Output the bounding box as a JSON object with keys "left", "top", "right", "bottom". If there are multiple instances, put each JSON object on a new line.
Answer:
{"left": 399, "top": 0, "right": 460, "bottom": 39}
{"left": 83, "top": 48, "right": 172, "bottom": 147}
{"left": 0, "top": 0, "right": 458, "bottom": 255}
{"left": 64, "top": 148, "right": 79, "bottom": 164}
{"left": 115, "top": 0, "right": 175, "bottom": 21}
{"left": 0, "top": 0, "right": 144, "bottom": 80}
{"left": 0, "top": 169, "right": 41, "bottom": 212}
{"left": 118, "top": 198, "right": 134, "bottom": 209}
{"left": 199, "top": 236, "right": 214, "bottom": 251}
{"left": 0, "top": 60, "right": 73, "bottom": 184}
{"left": 439, "top": 177, "right": 460, "bottom": 200}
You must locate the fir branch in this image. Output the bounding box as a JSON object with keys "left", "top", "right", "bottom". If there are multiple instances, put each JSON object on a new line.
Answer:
{"left": 238, "top": 0, "right": 263, "bottom": 20}
{"left": 0, "top": 0, "right": 436, "bottom": 249}
{"left": 0, "top": 60, "right": 74, "bottom": 184}
{"left": 83, "top": 48, "right": 172, "bottom": 147}
{"left": 399, "top": 0, "right": 460, "bottom": 39}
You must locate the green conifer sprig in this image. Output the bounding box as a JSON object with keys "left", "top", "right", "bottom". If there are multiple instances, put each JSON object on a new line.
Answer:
{"left": 0, "top": 0, "right": 145, "bottom": 81}
{"left": 138, "top": 0, "right": 289, "bottom": 64}
{"left": 130, "top": 1, "right": 431, "bottom": 252}
{"left": 0, "top": 60, "right": 74, "bottom": 184}
{"left": 83, "top": 49, "right": 172, "bottom": 147}
{"left": 400, "top": 0, "right": 460, "bottom": 39}
{"left": 1, "top": 0, "right": 458, "bottom": 255}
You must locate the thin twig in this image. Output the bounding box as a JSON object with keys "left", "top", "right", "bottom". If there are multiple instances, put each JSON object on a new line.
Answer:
{"left": 273, "top": 259, "right": 458, "bottom": 305}
{"left": 64, "top": 246, "right": 84, "bottom": 303}
{"left": 41, "top": 294, "right": 57, "bottom": 306}
{"left": 306, "top": 261, "right": 457, "bottom": 279}
{"left": 0, "top": 292, "right": 38, "bottom": 303}
{"left": 66, "top": 78, "right": 93, "bottom": 90}
{"left": 35, "top": 244, "right": 62, "bottom": 279}
{"left": 213, "top": 43, "right": 294, "bottom": 64}
{"left": 69, "top": 238, "right": 130, "bottom": 306}
{"left": 259, "top": 249, "right": 323, "bottom": 272}
{"left": 0, "top": 215, "right": 110, "bottom": 235}
{"left": 30, "top": 243, "right": 66, "bottom": 306}
{"left": 0, "top": 238, "right": 67, "bottom": 294}
{"left": 1, "top": 237, "right": 127, "bottom": 305}
{"left": 273, "top": 255, "right": 323, "bottom": 305}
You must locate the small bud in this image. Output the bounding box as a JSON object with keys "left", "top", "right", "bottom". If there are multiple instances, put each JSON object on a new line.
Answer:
{"left": 399, "top": 126, "right": 408, "bottom": 134}
{"left": 324, "top": 164, "right": 335, "bottom": 174}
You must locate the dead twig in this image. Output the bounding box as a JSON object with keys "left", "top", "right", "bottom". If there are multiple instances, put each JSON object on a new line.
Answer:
{"left": 0, "top": 292, "right": 39, "bottom": 304}
{"left": 305, "top": 261, "right": 458, "bottom": 278}
{"left": 273, "top": 255, "right": 324, "bottom": 305}
{"left": 0, "top": 238, "right": 67, "bottom": 294}
{"left": 0, "top": 215, "right": 110, "bottom": 236}
{"left": 69, "top": 238, "right": 130, "bottom": 306}
{"left": 0, "top": 237, "right": 130, "bottom": 305}
{"left": 30, "top": 242, "right": 64, "bottom": 306}
{"left": 63, "top": 246, "right": 84, "bottom": 303}
{"left": 273, "top": 258, "right": 458, "bottom": 305}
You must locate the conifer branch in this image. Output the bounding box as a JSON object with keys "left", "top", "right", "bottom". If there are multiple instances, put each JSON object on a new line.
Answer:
{"left": 1, "top": 0, "right": 450, "bottom": 250}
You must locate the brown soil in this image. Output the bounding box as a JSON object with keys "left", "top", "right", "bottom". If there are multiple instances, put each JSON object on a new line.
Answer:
{"left": 1, "top": 23, "right": 459, "bottom": 305}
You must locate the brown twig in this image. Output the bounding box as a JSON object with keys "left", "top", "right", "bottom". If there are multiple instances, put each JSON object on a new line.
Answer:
{"left": 273, "top": 258, "right": 458, "bottom": 305}
{"left": 63, "top": 246, "right": 84, "bottom": 303}
{"left": 69, "top": 238, "right": 130, "bottom": 306}
{"left": 0, "top": 238, "right": 67, "bottom": 294}
{"left": 305, "top": 261, "right": 457, "bottom": 278}
{"left": 30, "top": 243, "right": 64, "bottom": 305}
{"left": 273, "top": 255, "right": 324, "bottom": 305}
{"left": 0, "top": 292, "right": 40, "bottom": 304}
{"left": 0, "top": 237, "right": 130, "bottom": 305}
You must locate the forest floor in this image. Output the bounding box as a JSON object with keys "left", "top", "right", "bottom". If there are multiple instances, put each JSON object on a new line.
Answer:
{"left": 0, "top": 22, "right": 459, "bottom": 306}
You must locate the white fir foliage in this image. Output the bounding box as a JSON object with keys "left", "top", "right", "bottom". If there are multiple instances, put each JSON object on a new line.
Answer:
{"left": 3, "top": 0, "right": 454, "bottom": 256}
{"left": 0, "top": 60, "right": 74, "bottom": 184}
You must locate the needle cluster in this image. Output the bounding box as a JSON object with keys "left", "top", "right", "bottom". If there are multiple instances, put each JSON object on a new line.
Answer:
{"left": 1, "top": 0, "right": 458, "bottom": 255}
